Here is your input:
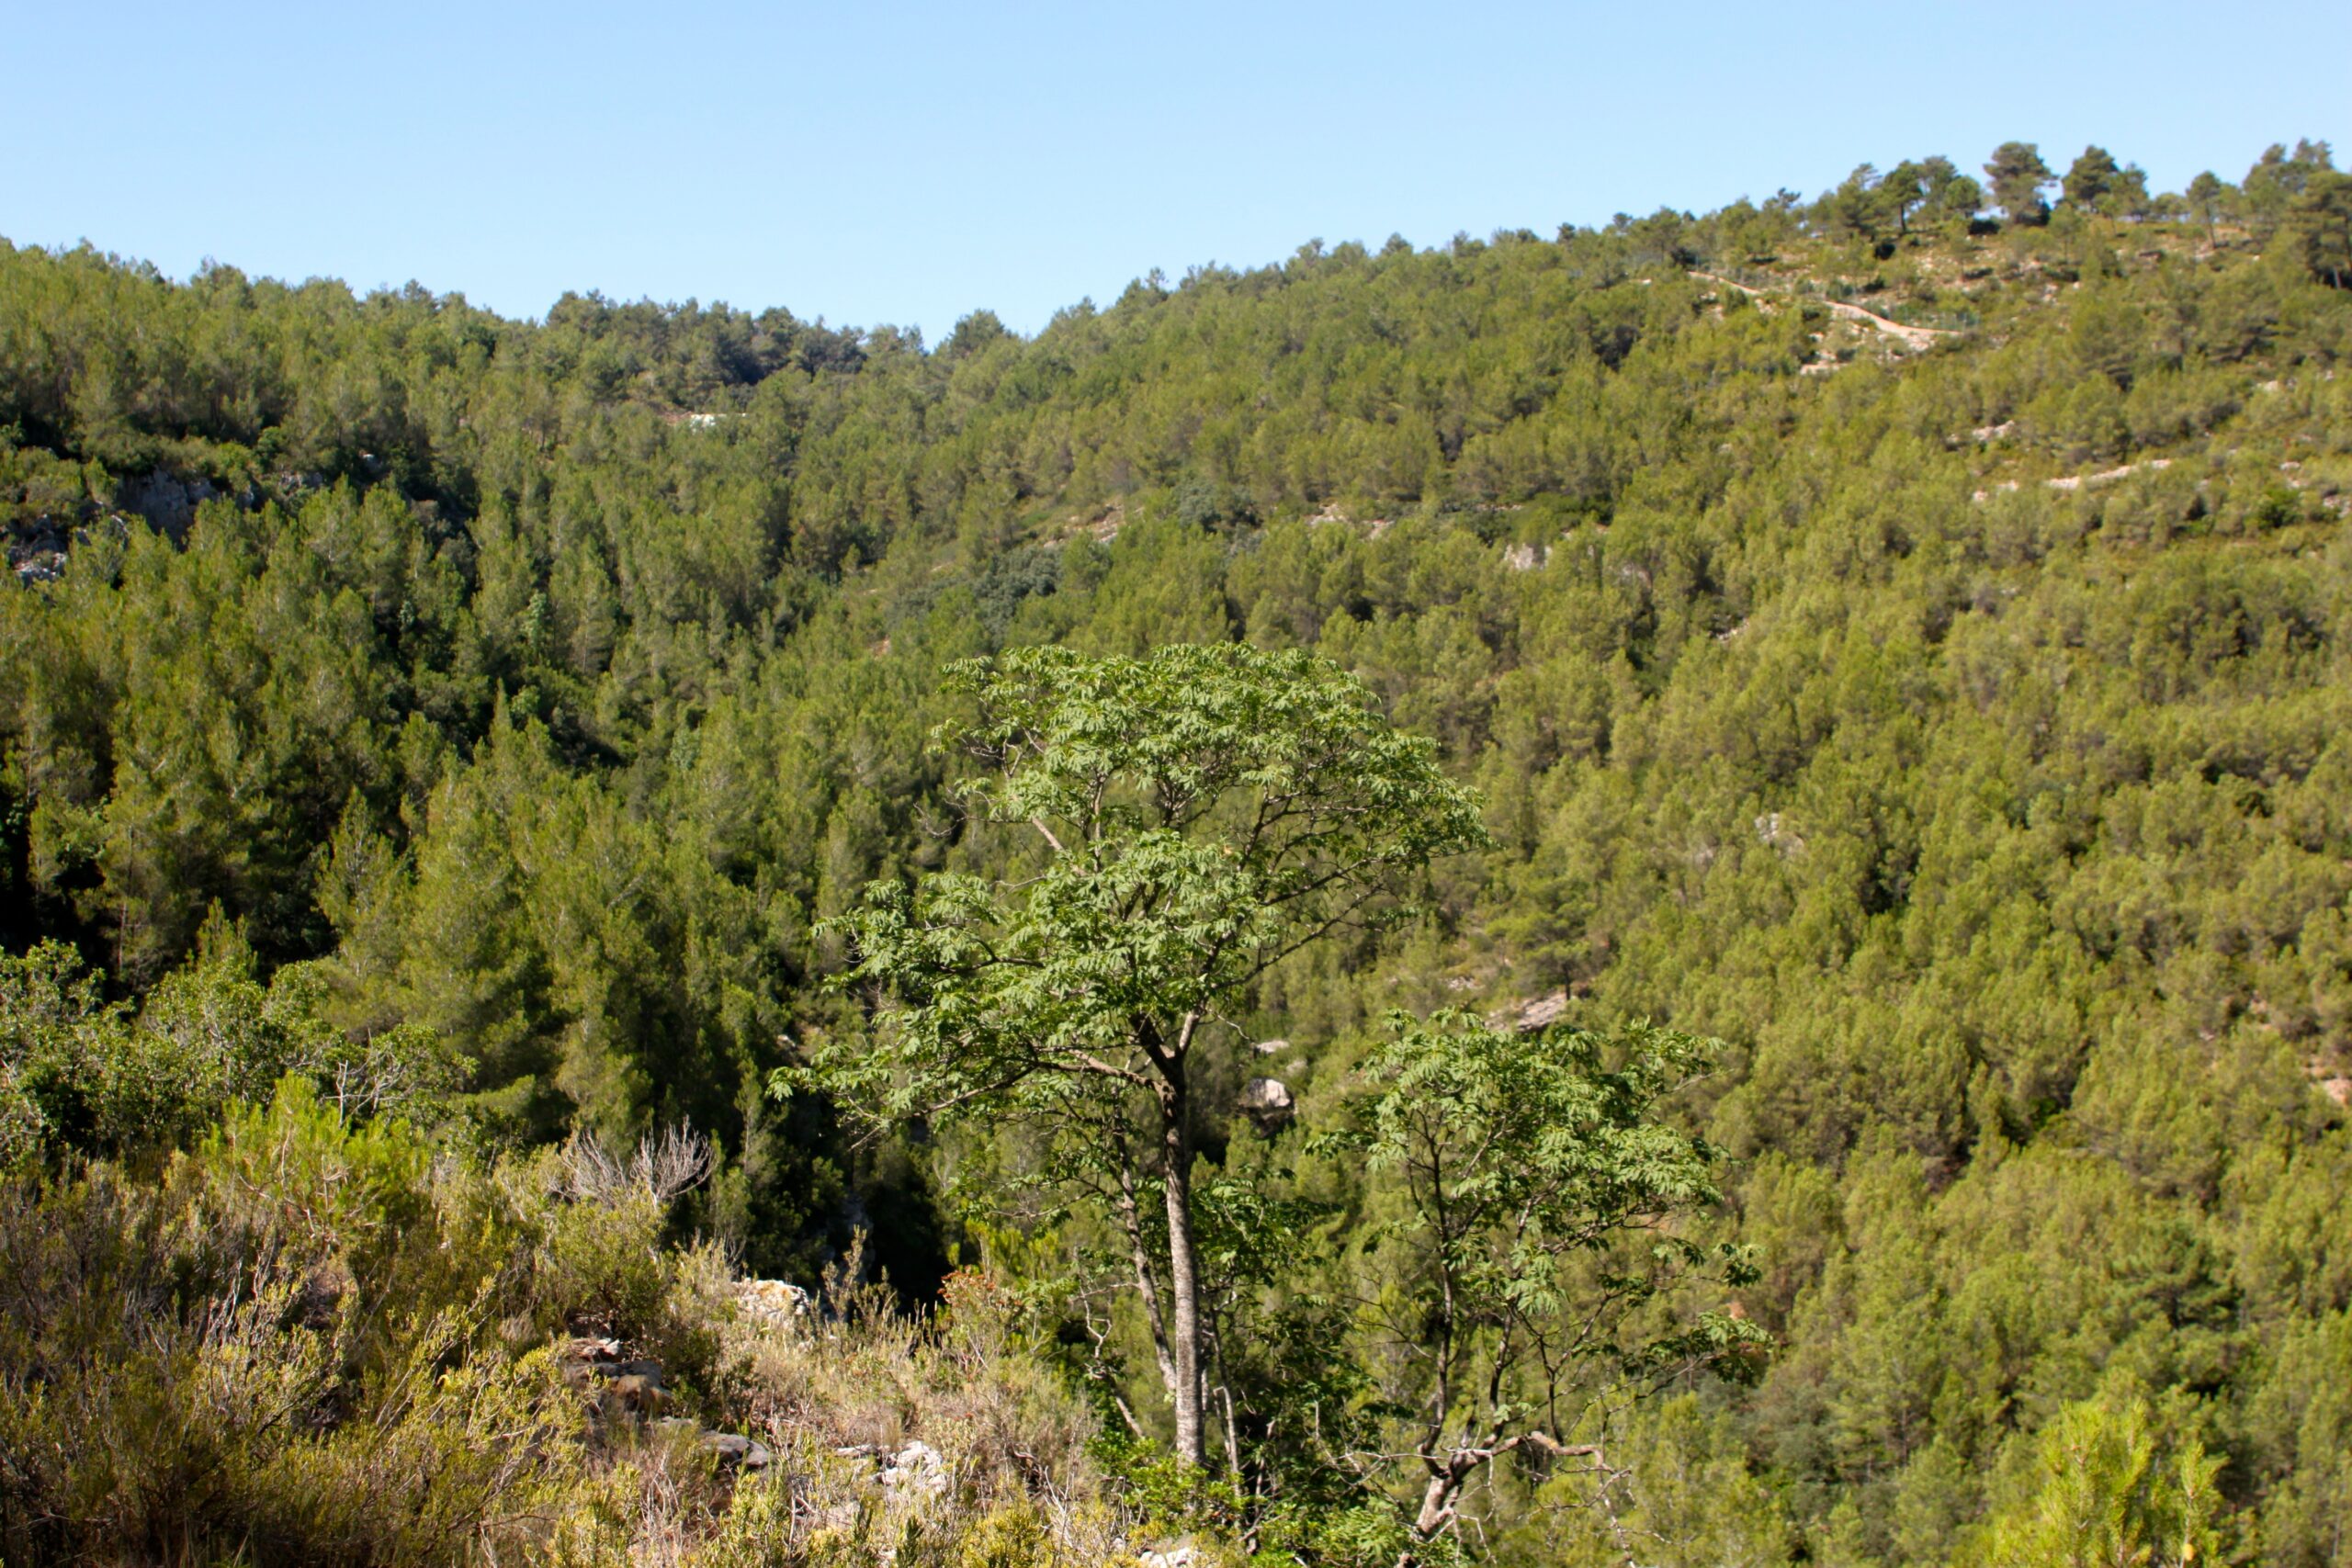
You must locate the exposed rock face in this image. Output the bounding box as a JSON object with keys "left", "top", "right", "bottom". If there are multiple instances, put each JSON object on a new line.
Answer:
{"left": 1512, "top": 989, "right": 1569, "bottom": 1031}
{"left": 117, "top": 468, "right": 218, "bottom": 539}
{"left": 1239, "top": 1077, "right": 1294, "bottom": 1121}
{"left": 1250, "top": 1037, "right": 1289, "bottom": 1056}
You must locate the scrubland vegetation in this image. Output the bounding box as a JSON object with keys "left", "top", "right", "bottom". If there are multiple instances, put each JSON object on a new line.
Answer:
{"left": 5, "top": 139, "right": 2352, "bottom": 1564}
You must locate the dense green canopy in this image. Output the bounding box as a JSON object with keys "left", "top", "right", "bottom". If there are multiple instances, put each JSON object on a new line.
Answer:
{"left": 4, "top": 137, "right": 2352, "bottom": 1564}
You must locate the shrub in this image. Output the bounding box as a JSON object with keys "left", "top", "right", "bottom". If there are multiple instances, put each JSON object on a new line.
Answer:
{"left": 0, "top": 1083, "right": 1143, "bottom": 1567}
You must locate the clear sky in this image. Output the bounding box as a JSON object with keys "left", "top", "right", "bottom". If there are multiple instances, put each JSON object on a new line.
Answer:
{"left": 7, "top": 1, "right": 2346, "bottom": 340}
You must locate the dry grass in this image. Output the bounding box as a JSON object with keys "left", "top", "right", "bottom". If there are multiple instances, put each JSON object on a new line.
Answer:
{"left": 0, "top": 1085, "right": 1170, "bottom": 1568}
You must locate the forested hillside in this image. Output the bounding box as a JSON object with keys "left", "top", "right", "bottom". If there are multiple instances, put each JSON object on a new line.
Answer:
{"left": 5, "top": 140, "right": 2352, "bottom": 1566}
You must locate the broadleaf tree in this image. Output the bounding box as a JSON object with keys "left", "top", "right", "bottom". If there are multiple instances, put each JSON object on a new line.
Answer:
{"left": 1344, "top": 1009, "right": 1770, "bottom": 1556}
{"left": 787, "top": 642, "right": 1488, "bottom": 1467}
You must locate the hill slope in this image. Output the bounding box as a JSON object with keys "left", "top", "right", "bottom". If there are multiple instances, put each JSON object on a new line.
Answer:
{"left": 4, "top": 142, "right": 2352, "bottom": 1565}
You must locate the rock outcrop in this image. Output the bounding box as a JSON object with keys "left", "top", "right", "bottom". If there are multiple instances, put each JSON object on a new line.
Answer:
{"left": 117, "top": 468, "right": 219, "bottom": 540}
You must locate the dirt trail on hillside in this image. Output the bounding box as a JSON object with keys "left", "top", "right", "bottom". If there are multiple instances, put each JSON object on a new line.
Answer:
{"left": 1689, "top": 270, "right": 1960, "bottom": 351}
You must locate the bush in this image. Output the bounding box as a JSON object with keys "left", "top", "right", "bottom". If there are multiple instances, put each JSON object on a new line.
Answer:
{"left": 0, "top": 1083, "right": 1142, "bottom": 1567}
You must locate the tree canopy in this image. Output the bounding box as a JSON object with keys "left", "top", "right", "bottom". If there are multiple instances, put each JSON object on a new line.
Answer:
{"left": 799, "top": 643, "right": 1487, "bottom": 1466}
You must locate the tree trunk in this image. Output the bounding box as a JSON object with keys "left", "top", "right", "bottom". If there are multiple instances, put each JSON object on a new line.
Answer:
{"left": 1395, "top": 1468, "right": 1459, "bottom": 1568}
{"left": 1413, "top": 1464, "right": 1461, "bottom": 1540}
{"left": 1117, "top": 1177, "right": 1179, "bottom": 1404}
{"left": 1162, "top": 1082, "right": 1205, "bottom": 1468}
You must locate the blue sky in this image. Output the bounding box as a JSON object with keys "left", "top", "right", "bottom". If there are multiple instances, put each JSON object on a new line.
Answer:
{"left": 7, "top": 1, "right": 2345, "bottom": 339}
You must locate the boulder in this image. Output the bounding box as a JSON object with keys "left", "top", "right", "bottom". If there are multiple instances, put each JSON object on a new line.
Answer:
{"left": 736, "top": 1278, "right": 815, "bottom": 1326}
{"left": 1239, "top": 1077, "right": 1294, "bottom": 1121}
{"left": 602, "top": 1365, "right": 669, "bottom": 1417}
{"left": 295, "top": 1258, "right": 354, "bottom": 1330}
{"left": 560, "top": 1345, "right": 669, "bottom": 1417}
{"left": 556, "top": 1336, "right": 623, "bottom": 1387}
{"left": 881, "top": 1439, "right": 948, "bottom": 1497}
{"left": 1753, "top": 812, "right": 1806, "bottom": 858}
{"left": 701, "top": 1431, "right": 774, "bottom": 1472}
